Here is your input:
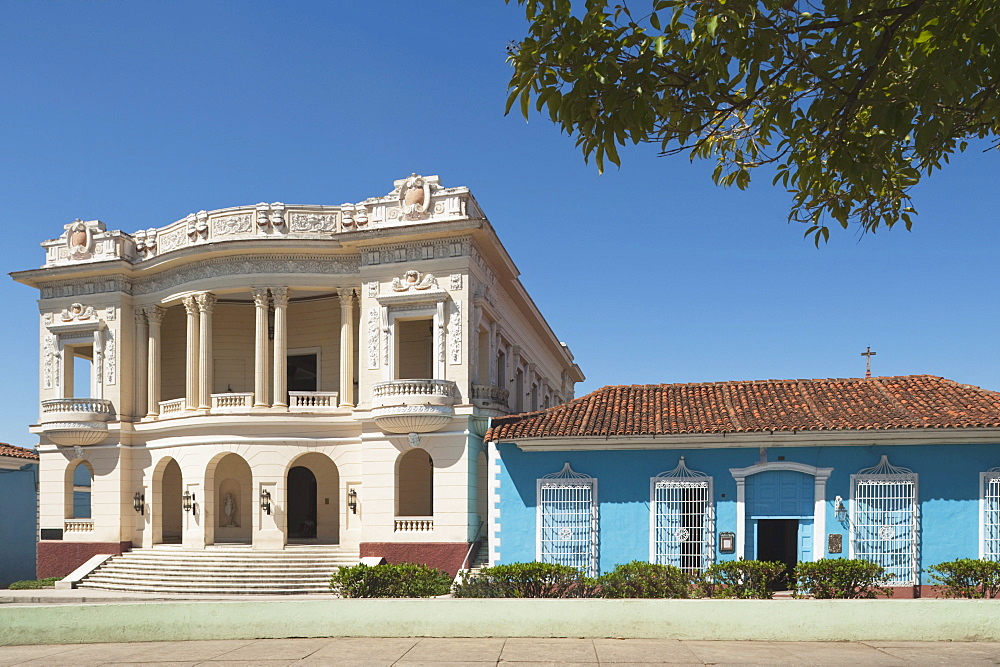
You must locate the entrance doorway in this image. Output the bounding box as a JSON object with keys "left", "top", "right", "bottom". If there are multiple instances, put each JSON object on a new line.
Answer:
{"left": 287, "top": 466, "right": 318, "bottom": 539}
{"left": 287, "top": 354, "right": 318, "bottom": 392}
{"left": 757, "top": 519, "right": 799, "bottom": 589}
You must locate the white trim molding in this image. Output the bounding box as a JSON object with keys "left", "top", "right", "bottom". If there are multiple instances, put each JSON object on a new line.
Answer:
{"left": 729, "top": 461, "right": 833, "bottom": 562}
{"left": 487, "top": 441, "right": 502, "bottom": 566}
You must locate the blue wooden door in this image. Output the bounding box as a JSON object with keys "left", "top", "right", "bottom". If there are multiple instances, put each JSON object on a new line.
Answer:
{"left": 798, "top": 519, "right": 813, "bottom": 562}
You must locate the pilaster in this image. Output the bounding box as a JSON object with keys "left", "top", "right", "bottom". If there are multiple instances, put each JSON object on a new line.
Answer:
{"left": 271, "top": 287, "right": 289, "bottom": 409}
{"left": 252, "top": 287, "right": 270, "bottom": 408}
{"left": 196, "top": 292, "right": 216, "bottom": 410}
{"left": 145, "top": 306, "right": 164, "bottom": 417}
{"left": 338, "top": 287, "right": 356, "bottom": 407}
{"left": 183, "top": 295, "right": 200, "bottom": 410}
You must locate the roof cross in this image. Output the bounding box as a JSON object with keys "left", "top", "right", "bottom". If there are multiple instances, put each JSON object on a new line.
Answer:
{"left": 861, "top": 346, "right": 877, "bottom": 379}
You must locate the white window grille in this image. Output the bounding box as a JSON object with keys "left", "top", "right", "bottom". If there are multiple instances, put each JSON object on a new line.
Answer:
{"left": 650, "top": 457, "right": 714, "bottom": 573}
{"left": 851, "top": 455, "right": 918, "bottom": 585}
{"left": 982, "top": 469, "right": 1000, "bottom": 561}
{"left": 537, "top": 463, "right": 597, "bottom": 576}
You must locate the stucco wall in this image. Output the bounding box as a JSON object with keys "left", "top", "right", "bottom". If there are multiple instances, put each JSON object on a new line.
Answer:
{"left": 494, "top": 442, "right": 1000, "bottom": 584}
{"left": 0, "top": 465, "right": 38, "bottom": 587}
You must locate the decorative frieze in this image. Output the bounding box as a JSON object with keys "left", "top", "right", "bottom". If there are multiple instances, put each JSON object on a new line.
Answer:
{"left": 42, "top": 334, "right": 56, "bottom": 390}
{"left": 157, "top": 227, "right": 187, "bottom": 253}
{"left": 39, "top": 278, "right": 130, "bottom": 300}
{"left": 449, "top": 301, "right": 462, "bottom": 365}
{"left": 367, "top": 307, "right": 380, "bottom": 369}
{"left": 289, "top": 212, "right": 338, "bottom": 234}
{"left": 131, "top": 255, "right": 360, "bottom": 296}
{"left": 361, "top": 238, "right": 470, "bottom": 266}
{"left": 212, "top": 214, "right": 253, "bottom": 236}
{"left": 105, "top": 329, "right": 116, "bottom": 385}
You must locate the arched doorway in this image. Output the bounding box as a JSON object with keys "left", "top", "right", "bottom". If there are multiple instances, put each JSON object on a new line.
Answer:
{"left": 152, "top": 457, "right": 183, "bottom": 544}
{"left": 285, "top": 453, "right": 339, "bottom": 544}
{"left": 211, "top": 453, "right": 253, "bottom": 544}
{"left": 397, "top": 449, "right": 433, "bottom": 517}
{"left": 288, "top": 467, "right": 317, "bottom": 539}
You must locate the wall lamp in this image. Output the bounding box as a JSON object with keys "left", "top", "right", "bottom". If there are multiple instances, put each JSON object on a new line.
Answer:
{"left": 260, "top": 488, "right": 272, "bottom": 515}
{"left": 133, "top": 491, "right": 144, "bottom": 515}
{"left": 834, "top": 495, "right": 848, "bottom": 522}
{"left": 348, "top": 488, "right": 358, "bottom": 514}
{"left": 182, "top": 490, "right": 195, "bottom": 513}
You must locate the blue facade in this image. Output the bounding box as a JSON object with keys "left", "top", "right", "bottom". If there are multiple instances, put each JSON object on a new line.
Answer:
{"left": 0, "top": 463, "right": 38, "bottom": 587}
{"left": 493, "top": 442, "right": 1000, "bottom": 586}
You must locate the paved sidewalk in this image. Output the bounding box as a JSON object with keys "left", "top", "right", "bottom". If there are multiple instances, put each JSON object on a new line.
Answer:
{"left": 2, "top": 637, "right": 1000, "bottom": 666}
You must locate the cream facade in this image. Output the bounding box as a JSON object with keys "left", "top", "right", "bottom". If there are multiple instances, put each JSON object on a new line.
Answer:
{"left": 13, "top": 174, "right": 584, "bottom": 578}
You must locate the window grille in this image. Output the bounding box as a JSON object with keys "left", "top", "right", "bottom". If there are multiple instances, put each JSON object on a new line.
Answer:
{"left": 983, "top": 469, "right": 1000, "bottom": 561}
{"left": 851, "top": 456, "right": 918, "bottom": 585}
{"left": 651, "top": 457, "right": 714, "bottom": 573}
{"left": 537, "top": 463, "right": 597, "bottom": 576}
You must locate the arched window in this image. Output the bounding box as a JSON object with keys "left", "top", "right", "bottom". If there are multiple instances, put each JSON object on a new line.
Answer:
{"left": 397, "top": 449, "right": 433, "bottom": 516}
{"left": 537, "top": 463, "right": 597, "bottom": 576}
{"left": 68, "top": 461, "right": 93, "bottom": 519}
{"left": 651, "top": 457, "right": 714, "bottom": 573}
{"left": 851, "top": 455, "right": 918, "bottom": 585}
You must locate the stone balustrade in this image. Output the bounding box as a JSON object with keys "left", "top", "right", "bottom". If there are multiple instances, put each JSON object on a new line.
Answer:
{"left": 472, "top": 384, "right": 510, "bottom": 409}
{"left": 289, "top": 391, "right": 339, "bottom": 412}
{"left": 38, "top": 398, "right": 114, "bottom": 446}
{"left": 210, "top": 392, "right": 254, "bottom": 413}
{"left": 394, "top": 517, "right": 434, "bottom": 532}
{"left": 64, "top": 520, "right": 94, "bottom": 533}
{"left": 372, "top": 379, "right": 456, "bottom": 401}
{"left": 158, "top": 398, "right": 185, "bottom": 417}
{"left": 40, "top": 398, "right": 115, "bottom": 418}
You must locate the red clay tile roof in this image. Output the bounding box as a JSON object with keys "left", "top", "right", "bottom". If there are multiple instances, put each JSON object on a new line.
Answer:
{"left": 485, "top": 375, "right": 1000, "bottom": 441}
{"left": 0, "top": 444, "right": 38, "bottom": 460}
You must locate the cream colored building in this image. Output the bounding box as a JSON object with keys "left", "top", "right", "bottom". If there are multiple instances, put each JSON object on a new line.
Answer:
{"left": 13, "top": 174, "right": 583, "bottom": 581}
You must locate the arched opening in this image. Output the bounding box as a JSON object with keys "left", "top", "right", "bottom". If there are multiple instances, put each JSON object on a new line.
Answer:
{"left": 288, "top": 467, "right": 318, "bottom": 539}
{"left": 397, "top": 449, "right": 433, "bottom": 516}
{"left": 153, "top": 458, "right": 183, "bottom": 545}
{"left": 211, "top": 453, "right": 253, "bottom": 544}
{"left": 286, "top": 453, "right": 340, "bottom": 544}
{"left": 65, "top": 460, "right": 93, "bottom": 519}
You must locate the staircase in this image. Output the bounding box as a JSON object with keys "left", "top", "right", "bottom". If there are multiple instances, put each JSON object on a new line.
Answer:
{"left": 466, "top": 540, "right": 490, "bottom": 575}
{"left": 77, "top": 544, "right": 359, "bottom": 595}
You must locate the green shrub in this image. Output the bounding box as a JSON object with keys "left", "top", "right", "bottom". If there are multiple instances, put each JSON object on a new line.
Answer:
{"left": 329, "top": 562, "right": 452, "bottom": 598}
{"left": 697, "top": 560, "right": 786, "bottom": 599}
{"left": 794, "top": 559, "right": 892, "bottom": 599}
{"left": 596, "top": 561, "right": 692, "bottom": 598}
{"left": 7, "top": 577, "right": 60, "bottom": 590}
{"left": 927, "top": 559, "right": 1000, "bottom": 599}
{"left": 452, "top": 562, "right": 597, "bottom": 598}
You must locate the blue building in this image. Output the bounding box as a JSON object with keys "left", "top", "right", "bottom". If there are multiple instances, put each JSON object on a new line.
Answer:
{"left": 484, "top": 376, "right": 1000, "bottom": 596}
{"left": 0, "top": 444, "right": 39, "bottom": 588}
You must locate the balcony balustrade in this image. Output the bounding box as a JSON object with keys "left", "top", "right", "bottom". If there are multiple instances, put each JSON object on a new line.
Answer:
{"left": 210, "top": 392, "right": 254, "bottom": 413}
{"left": 394, "top": 516, "right": 434, "bottom": 532}
{"left": 64, "top": 519, "right": 95, "bottom": 533}
{"left": 289, "top": 391, "right": 339, "bottom": 412}
{"left": 158, "top": 398, "right": 186, "bottom": 418}
{"left": 38, "top": 398, "right": 114, "bottom": 446}
{"left": 472, "top": 384, "right": 510, "bottom": 412}
{"left": 371, "top": 379, "right": 457, "bottom": 434}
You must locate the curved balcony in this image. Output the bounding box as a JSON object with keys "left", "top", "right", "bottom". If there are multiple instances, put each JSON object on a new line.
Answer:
{"left": 39, "top": 398, "right": 114, "bottom": 446}
{"left": 371, "top": 379, "right": 457, "bottom": 434}
{"left": 472, "top": 384, "right": 510, "bottom": 413}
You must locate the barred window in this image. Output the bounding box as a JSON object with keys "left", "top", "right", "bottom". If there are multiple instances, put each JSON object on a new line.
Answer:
{"left": 851, "top": 456, "right": 918, "bottom": 585}
{"left": 983, "top": 469, "right": 1000, "bottom": 561}
{"left": 537, "top": 463, "right": 597, "bottom": 576}
{"left": 651, "top": 457, "right": 714, "bottom": 573}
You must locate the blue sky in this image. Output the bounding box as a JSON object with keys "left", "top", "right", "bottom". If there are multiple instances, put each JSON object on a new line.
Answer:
{"left": 1, "top": 1, "right": 997, "bottom": 447}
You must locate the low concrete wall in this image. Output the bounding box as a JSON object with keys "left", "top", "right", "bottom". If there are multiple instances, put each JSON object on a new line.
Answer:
{"left": 2, "top": 599, "right": 1000, "bottom": 646}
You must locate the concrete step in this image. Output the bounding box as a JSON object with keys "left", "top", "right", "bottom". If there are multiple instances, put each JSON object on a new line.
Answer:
{"left": 77, "top": 547, "right": 360, "bottom": 595}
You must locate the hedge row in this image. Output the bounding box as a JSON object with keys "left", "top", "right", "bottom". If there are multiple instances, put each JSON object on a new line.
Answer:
{"left": 330, "top": 558, "right": 1000, "bottom": 599}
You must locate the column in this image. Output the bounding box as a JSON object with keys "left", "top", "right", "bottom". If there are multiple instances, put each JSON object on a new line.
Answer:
{"left": 252, "top": 287, "right": 270, "bottom": 407}
{"left": 146, "top": 306, "right": 165, "bottom": 417}
{"left": 183, "top": 295, "right": 200, "bottom": 410}
{"left": 271, "top": 287, "right": 289, "bottom": 409}
{"left": 197, "top": 292, "right": 216, "bottom": 410}
{"left": 134, "top": 308, "right": 148, "bottom": 420}
{"left": 338, "top": 287, "right": 355, "bottom": 407}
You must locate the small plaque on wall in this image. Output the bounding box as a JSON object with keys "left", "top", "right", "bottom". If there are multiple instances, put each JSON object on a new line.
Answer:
{"left": 40, "top": 528, "right": 63, "bottom": 541}
{"left": 719, "top": 531, "right": 736, "bottom": 554}
{"left": 828, "top": 533, "right": 843, "bottom": 554}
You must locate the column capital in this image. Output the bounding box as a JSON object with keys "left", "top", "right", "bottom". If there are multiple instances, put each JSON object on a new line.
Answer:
{"left": 195, "top": 292, "right": 217, "bottom": 313}
{"left": 146, "top": 305, "right": 166, "bottom": 325}
{"left": 338, "top": 287, "right": 356, "bottom": 306}
{"left": 251, "top": 287, "right": 270, "bottom": 308}
{"left": 183, "top": 295, "right": 199, "bottom": 316}
{"left": 270, "top": 287, "right": 289, "bottom": 307}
